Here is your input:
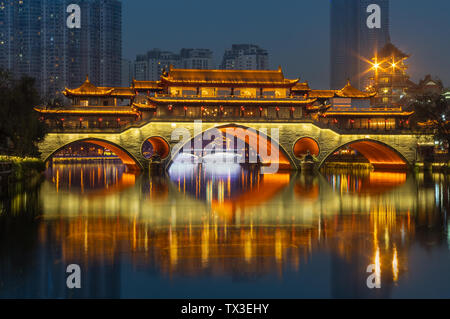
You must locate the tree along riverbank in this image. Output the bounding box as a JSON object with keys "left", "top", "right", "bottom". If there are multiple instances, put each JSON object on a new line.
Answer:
{"left": 0, "top": 156, "right": 45, "bottom": 182}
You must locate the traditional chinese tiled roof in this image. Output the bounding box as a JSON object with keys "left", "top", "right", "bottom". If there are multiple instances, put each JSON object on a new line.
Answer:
{"left": 324, "top": 111, "right": 413, "bottom": 117}
{"left": 160, "top": 66, "right": 299, "bottom": 88}
{"left": 309, "top": 81, "right": 376, "bottom": 99}
{"left": 34, "top": 106, "right": 140, "bottom": 116}
{"left": 132, "top": 80, "right": 164, "bottom": 91}
{"left": 63, "top": 76, "right": 114, "bottom": 97}
{"left": 132, "top": 102, "right": 157, "bottom": 109}
{"left": 417, "top": 119, "right": 449, "bottom": 127}
{"left": 377, "top": 42, "right": 409, "bottom": 59}
{"left": 335, "top": 80, "right": 377, "bottom": 98}
{"left": 144, "top": 96, "right": 316, "bottom": 107}
{"left": 308, "top": 90, "right": 336, "bottom": 98}
{"left": 291, "top": 82, "right": 311, "bottom": 92}
{"left": 110, "top": 87, "right": 136, "bottom": 97}
{"left": 323, "top": 107, "right": 413, "bottom": 117}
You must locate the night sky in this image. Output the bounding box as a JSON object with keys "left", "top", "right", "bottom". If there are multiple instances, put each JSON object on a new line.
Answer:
{"left": 123, "top": 0, "right": 450, "bottom": 89}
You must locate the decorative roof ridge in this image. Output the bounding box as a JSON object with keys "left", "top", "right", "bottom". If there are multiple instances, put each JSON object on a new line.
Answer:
{"left": 146, "top": 96, "right": 317, "bottom": 104}
{"left": 335, "top": 80, "right": 377, "bottom": 98}
{"left": 63, "top": 76, "right": 114, "bottom": 96}
{"left": 166, "top": 67, "right": 285, "bottom": 74}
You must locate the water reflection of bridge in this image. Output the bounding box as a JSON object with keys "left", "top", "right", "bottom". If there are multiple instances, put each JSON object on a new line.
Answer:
{"left": 43, "top": 166, "right": 419, "bottom": 221}
{"left": 2, "top": 162, "right": 447, "bottom": 297}
{"left": 38, "top": 166, "right": 446, "bottom": 292}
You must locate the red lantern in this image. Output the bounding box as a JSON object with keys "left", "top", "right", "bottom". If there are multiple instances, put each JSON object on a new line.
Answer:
{"left": 60, "top": 118, "right": 65, "bottom": 122}
{"left": 184, "top": 106, "right": 188, "bottom": 111}
{"left": 259, "top": 107, "right": 263, "bottom": 112}
{"left": 117, "top": 118, "right": 121, "bottom": 122}
{"left": 98, "top": 118, "right": 103, "bottom": 122}
{"left": 276, "top": 107, "right": 280, "bottom": 112}
{"left": 241, "top": 106, "right": 245, "bottom": 111}
{"left": 168, "top": 105, "right": 173, "bottom": 111}
{"left": 201, "top": 106, "right": 205, "bottom": 112}
{"left": 290, "top": 107, "right": 295, "bottom": 112}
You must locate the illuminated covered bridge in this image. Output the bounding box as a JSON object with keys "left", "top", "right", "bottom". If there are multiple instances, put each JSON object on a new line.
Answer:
{"left": 39, "top": 121, "right": 431, "bottom": 171}
{"left": 35, "top": 67, "right": 432, "bottom": 171}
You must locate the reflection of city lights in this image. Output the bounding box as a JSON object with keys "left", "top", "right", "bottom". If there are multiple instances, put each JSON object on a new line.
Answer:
{"left": 168, "top": 163, "right": 197, "bottom": 183}
{"left": 244, "top": 234, "right": 253, "bottom": 263}
{"left": 448, "top": 221, "right": 450, "bottom": 251}
{"left": 375, "top": 248, "right": 381, "bottom": 288}
{"left": 169, "top": 228, "right": 178, "bottom": 266}
{"left": 203, "top": 160, "right": 241, "bottom": 177}
{"left": 393, "top": 246, "right": 399, "bottom": 282}
{"left": 202, "top": 152, "right": 242, "bottom": 165}
{"left": 201, "top": 223, "right": 210, "bottom": 266}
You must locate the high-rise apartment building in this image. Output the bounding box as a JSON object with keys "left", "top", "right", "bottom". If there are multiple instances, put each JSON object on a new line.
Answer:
{"left": 134, "top": 48, "right": 213, "bottom": 81}
{"left": 220, "top": 44, "right": 269, "bottom": 70}
{"left": 0, "top": 0, "right": 42, "bottom": 88}
{"left": 97, "top": 0, "right": 122, "bottom": 87}
{"left": 0, "top": 0, "right": 122, "bottom": 98}
{"left": 134, "top": 49, "right": 181, "bottom": 81}
{"left": 180, "top": 48, "right": 214, "bottom": 69}
{"left": 121, "top": 59, "right": 134, "bottom": 87}
{"left": 330, "top": 0, "right": 390, "bottom": 90}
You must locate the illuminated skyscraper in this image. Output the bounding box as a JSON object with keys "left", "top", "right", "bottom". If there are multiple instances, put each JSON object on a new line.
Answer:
{"left": 330, "top": 0, "right": 390, "bottom": 90}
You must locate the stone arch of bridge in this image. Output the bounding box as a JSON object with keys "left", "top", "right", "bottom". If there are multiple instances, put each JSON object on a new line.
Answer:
{"left": 44, "top": 138, "right": 142, "bottom": 170}
{"left": 168, "top": 123, "right": 296, "bottom": 170}
{"left": 141, "top": 136, "right": 171, "bottom": 160}
{"left": 319, "top": 139, "right": 409, "bottom": 170}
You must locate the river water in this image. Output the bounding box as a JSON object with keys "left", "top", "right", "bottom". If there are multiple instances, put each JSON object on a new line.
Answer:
{"left": 0, "top": 163, "right": 449, "bottom": 298}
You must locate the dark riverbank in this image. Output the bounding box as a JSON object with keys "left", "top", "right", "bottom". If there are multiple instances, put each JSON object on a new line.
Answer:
{"left": 0, "top": 156, "right": 45, "bottom": 182}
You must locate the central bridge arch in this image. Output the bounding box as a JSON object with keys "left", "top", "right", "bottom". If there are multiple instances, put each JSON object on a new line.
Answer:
{"left": 169, "top": 124, "right": 295, "bottom": 170}
{"left": 320, "top": 139, "right": 409, "bottom": 170}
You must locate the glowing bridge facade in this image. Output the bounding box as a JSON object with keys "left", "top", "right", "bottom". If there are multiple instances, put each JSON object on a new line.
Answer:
{"left": 38, "top": 121, "right": 431, "bottom": 171}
